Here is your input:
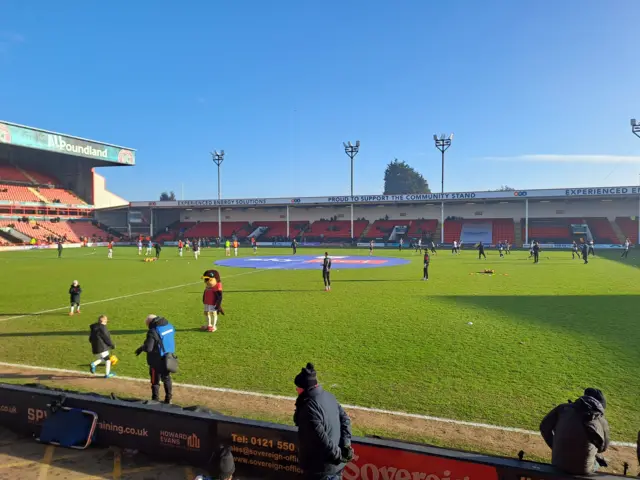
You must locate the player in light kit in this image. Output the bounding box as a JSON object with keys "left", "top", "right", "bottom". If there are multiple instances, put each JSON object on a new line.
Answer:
{"left": 137, "top": 239, "right": 143, "bottom": 255}
{"left": 452, "top": 240, "right": 458, "bottom": 254}
{"left": 369, "top": 240, "right": 374, "bottom": 256}
{"left": 146, "top": 239, "right": 153, "bottom": 256}
{"left": 193, "top": 241, "right": 200, "bottom": 260}
{"left": 233, "top": 239, "right": 239, "bottom": 257}
{"left": 107, "top": 241, "right": 113, "bottom": 259}
{"left": 178, "top": 239, "right": 184, "bottom": 257}
{"left": 621, "top": 238, "right": 631, "bottom": 259}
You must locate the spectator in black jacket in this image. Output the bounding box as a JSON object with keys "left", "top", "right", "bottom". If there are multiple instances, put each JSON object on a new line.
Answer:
{"left": 69, "top": 280, "right": 82, "bottom": 316}
{"left": 540, "top": 388, "right": 610, "bottom": 475}
{"left": 89, "top": 315, "right": 116, "bottom": 378}
{"left": 293, "top": 363, "right": 353, "bottom": 480}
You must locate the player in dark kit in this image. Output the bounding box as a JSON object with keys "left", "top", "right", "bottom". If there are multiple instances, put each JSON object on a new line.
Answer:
{"left": 571, "top": 241, "right": 581, "bottom": 260}
{"left": 532, "top": 241, "right": 540, "bottom": 263}
{"left": 581, "top": 242, "right": 589, "bottom": 264}
{"left": 292, "top": 239, "right": 298, "bottom": 255}
{"left": 322, "top": 252, "right": 332, "bottom": 292}
{"left": 422, "top": 251, "right": 430, "bottom": 281}
{"left": 57, "top": 240, "right": 63, "bottom": 258}
{"left": 477, "top": 242, "right": 486, "bottom": 259}
{"left": 154, "top": 243, "right": 162, "bottom": 259}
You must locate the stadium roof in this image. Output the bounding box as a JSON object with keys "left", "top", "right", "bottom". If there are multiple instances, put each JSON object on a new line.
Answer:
{"left": 129, "top": 185, "right": 640, "bottom": 209}
{"left": 0, "top": 121, "right": 136, "bottom": 166}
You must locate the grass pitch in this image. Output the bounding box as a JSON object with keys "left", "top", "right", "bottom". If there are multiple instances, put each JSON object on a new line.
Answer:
{"left": 0, "top": 245, "right": 638, "bottom": 441}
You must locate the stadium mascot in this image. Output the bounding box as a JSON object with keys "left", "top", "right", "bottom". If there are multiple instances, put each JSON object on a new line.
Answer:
{"left": 202, "top": 269, "right": 224, "bottom": 332}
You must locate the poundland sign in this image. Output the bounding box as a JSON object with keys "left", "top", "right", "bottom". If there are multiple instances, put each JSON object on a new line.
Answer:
{"left": 0, "top": 121, "right": 135, "bottom": 165}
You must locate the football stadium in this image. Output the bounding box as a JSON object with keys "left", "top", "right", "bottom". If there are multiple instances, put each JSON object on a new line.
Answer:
{"left": 1, "top": 119, "right": 639, "bottom": 478}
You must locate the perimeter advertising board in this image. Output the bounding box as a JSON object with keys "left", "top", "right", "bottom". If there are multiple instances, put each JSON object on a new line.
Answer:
{"left": 0, "top": 121, "right": 135, "bottom": 165}
{"left": 0, "top": 384, "right": 617, "bottom": 480}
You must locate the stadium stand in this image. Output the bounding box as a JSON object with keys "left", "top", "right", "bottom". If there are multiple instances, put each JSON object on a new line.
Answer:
{"left": 0, "top": 185, "right": 42, "bottom": 203}
{"left": 154, "top": 222, "right": 196, "bottom": 241}
{"left": 67, "top": 221, "right": 118, "bottom": 241}
{"left": 306, "top": 220, "right": 369, "bottom": 240}
{"left": 0, "top": 219, "right": 115, "bottom": 244}
{"left": 0, "top": 163, "right": 59, "bottom": 185}
{"left": 523, "top": 218, "right": 584, "bottom": 243}
{"left": 183, "top": 221, "right": 250, "bottom": 239}
{"left": 252, "top": 220, "right": 309, "bottom": 239}
{"left": 443, "top": 220, "right": 463, "bottom": 243}
{"left": 37, "top": 187, "right": 85, "bottom": 205}
{"left": 0, "top": 220, "right": 50, "bottom": 243}
{"left": 584, "top": 217, "right": 618, "bottom": 243}
{"left": 492, "top": 219, "right": 516, "bottom": 243}
{"left": 365, "top": 220, "right": 404, "bottom": 240}
{"left": 615, "top": 217, "right": 638, "bottom": 243}
{"left": 0, "top": 164, "right": 30, "bottom": 183}
{"left": 408, "top": 219, "right": 438, "bottom": 237}
{"left": 23, "top": 169, "right": 57, "bottom": 185}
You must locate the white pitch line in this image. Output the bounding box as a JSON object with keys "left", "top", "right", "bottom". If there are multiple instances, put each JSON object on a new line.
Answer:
{"left": 0, "top": 269, "right": 263, "bottom": 323}
{"left": 0, "top": 361, "right": 634, "bottom": 448}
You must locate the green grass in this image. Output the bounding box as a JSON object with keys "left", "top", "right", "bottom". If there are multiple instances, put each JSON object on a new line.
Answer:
{"left": 0, "top": 246, "right": 638, "bottom": 441}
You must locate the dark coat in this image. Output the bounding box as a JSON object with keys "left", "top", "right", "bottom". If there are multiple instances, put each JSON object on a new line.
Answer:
{"left": 540, "top": 396, "right": 609, "bottom": 475}
{"left": 69, "top": 285, "right": 82, "bottom": 303}
{"left": 89, "top": 323, "right": 115, "bottom": 354}
{"left": 294, "top": 386, "right": 352, "bottom": 478}
{"left": 136, "top": 316, "right": 168, "bottom": 368}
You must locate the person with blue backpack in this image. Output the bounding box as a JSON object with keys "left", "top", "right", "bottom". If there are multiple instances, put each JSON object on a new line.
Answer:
{"left": 135, "top": 314, "right": 177, "bottom": 404}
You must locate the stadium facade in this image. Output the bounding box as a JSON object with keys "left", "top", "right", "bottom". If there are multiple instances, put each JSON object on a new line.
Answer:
{"left": 0, "top": 121, "right": 132, "bottom": 248}
{"left": 98, "top": 186, "right": 640, "bottom": 248}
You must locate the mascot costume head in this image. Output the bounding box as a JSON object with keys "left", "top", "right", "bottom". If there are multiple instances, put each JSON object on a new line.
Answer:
{"left": 201, "top": 269, "right": 224, "bottom": 332}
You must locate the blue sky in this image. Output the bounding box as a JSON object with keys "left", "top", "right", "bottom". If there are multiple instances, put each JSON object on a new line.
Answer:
{"left": 1, "top": 1, "right": 639, "bottom": 201}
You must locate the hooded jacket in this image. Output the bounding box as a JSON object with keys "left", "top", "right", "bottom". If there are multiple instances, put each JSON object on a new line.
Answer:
{"left": 89, "top": 322, "right": 115, "bottom": 354}
{"left": 137, "top": 317, "right": 172, "bottom": 368}
{"left": 294, "top": 385, "right": 352, "bottom": 478}
{"left": 540, "top": 395, "right": 609, "bottom": 475}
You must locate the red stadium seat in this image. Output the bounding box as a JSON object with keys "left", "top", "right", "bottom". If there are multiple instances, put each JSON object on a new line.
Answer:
{"left": 0, "top": 184, "right": 42, "bottom": 202}
{"left": 615, "top": 217, "right": 638, "bottom": 244}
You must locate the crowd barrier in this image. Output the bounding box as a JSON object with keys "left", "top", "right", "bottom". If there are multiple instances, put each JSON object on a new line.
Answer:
{"left": 0, "top": 383, "right": 625, "bottom": 480}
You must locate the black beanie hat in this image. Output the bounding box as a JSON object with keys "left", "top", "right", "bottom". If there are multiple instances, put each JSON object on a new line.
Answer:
{"left": 584, "top": 388, "right": 606, "bottom": 409}
{"left": 212, "top": 445, "right": 235, "bottom": 476}
{"left": 294, "top": 362, "right": 318, "bottom": 389}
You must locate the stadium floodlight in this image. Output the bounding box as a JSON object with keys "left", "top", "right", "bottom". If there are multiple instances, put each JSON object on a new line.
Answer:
{"left": 434, "top": 133, "right": 453, "bottom": 193}
{"left": 211, "top": 150, "right": 226, "bottom": 239}
{"left": 343, "top": 140, "right": 361, "bottom": 240}
{"left": 343, "top": 141, "right": 360, "bottom": 197}
{"left": 434, "top": 132, "right": 453, "bottom": 244}
{"left": 632, "top": 118, "right": 640, "bottom": 138}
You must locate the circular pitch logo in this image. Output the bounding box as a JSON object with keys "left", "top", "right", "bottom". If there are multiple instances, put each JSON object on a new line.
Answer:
{"left": 0, "top": 124, "right": 11, "bottom": 144}
{"left": 118, "top": 149, "right": 134, "bottom": 165}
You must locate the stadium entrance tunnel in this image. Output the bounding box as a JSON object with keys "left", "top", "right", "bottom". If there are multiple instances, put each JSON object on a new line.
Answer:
{"left": 214, "top": 255, "right": 411, "bottom": 270}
